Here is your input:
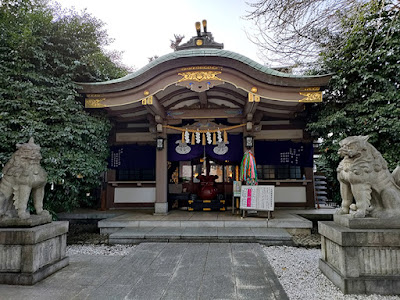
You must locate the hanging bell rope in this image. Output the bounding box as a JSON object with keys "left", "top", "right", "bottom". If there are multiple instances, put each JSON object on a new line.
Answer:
{"left": 163, "top": 123, "right": 246, "bottom": 145}
{"left": 163, "top": 123, "right": 245, "bottom": 133}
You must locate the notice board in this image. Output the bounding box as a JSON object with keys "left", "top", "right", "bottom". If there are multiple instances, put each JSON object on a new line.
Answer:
{"left": 240, "top": 186, "right": 275, "bottom": 211}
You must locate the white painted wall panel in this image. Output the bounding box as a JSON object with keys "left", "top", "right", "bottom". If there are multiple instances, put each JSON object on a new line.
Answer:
{"left": 274, "top": 186, "right": 306, "bottom": 203}
{"left": 114, "top": 187, "right": 156, "bottom": 203}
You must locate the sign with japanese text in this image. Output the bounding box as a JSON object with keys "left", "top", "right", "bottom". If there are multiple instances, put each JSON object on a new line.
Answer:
{"left": 240, "top": 186, "right": 274, "bottom": 211}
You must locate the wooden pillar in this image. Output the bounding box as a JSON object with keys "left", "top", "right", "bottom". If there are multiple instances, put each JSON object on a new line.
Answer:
{"left": 105, "top": 169, "right": 116, "bottom": 210}
{"left": 304, "top": 167, "right": 315, "bottom": 208}
{"left": 155, "top": 132, "right": 168, "bottom": 215}
{"left": 243, "top": 115, "right": 254, "bottom": 153}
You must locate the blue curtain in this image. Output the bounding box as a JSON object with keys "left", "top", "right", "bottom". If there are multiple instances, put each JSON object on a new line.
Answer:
{"left": 168, "top": 133, "right": 243, "bottom": 163}
{"left": 254, "top": 141, "right": 313, "bottom": 167}
{"left": 109, "top": 144, "right": 156, "bottom": 169}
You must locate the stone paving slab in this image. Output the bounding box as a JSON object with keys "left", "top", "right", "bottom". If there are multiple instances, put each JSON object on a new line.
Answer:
{"left": 109, "top": 227, "right": 153, "bottom": 239}
{"left": 181, "top": 227, "right": 218, "bottom": 240}
{"left": 250, "top": 228, "right": 292, "bottom": 240}
{"left": 0, "top": 243, "right": 289, "bottom": 300}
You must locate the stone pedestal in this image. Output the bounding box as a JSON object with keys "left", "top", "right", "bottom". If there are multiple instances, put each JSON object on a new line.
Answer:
{"left": 0, "top": 220, "right": 69, "bottom": 285}
{"left": 319, "top": 215, "right": 400, "bottom": 295}
{"left": 154, "top": 202, "right": 168, "bottom": 215}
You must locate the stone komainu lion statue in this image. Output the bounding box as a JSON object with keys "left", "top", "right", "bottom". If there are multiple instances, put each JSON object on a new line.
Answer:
{"left": 0, "top": 138, "right": 48, "bottom": 220}
{"left": 336, "top": 136, "right": 400, "bottom": 218}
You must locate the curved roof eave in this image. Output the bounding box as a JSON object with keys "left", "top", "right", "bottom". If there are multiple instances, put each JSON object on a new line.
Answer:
{"left": 77, "top": 48, "right": 332, "bottom": 92}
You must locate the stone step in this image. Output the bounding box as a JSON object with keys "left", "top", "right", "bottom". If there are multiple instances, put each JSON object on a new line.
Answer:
{"left": 109, "top": 227, "right": 294, "bottom": 246}
{"left": 99, "top": 216, "right": 312, "bottom": 234}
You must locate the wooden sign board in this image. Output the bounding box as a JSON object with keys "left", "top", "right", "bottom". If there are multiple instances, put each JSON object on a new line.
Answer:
{"left": 240, "top": 186, "right": 275, "bottom": 211}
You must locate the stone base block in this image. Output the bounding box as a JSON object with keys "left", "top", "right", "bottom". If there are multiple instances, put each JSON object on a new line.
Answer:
{"left": 319, "top": 221, "right": 400, "bottom": 295}
{"left": 319, "top": 258, "right": 400, "bottom": 295}
{"left": 334, "top": 214, "right": 400, "bottom": 229}
{"left": 154, "top": 202, "right": 168, "bottom": 215}
{"left": 0, "top": 214, "right": 52, "bottom": 228}
{"left": 0, "top": 256, "right": 69, "bottom": 285}
{"left": 0, "top": 221, "right": 69, "bottom": 285}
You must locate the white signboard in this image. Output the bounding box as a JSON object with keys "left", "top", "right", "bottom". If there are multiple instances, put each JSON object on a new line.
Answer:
{"left": 240, "top": 186, "right": 275, "bottom": 211}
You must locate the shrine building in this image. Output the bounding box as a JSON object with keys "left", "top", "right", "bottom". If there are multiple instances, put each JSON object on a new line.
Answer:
{"left": 77, "top": 21, "right": 331, "bottom": 214}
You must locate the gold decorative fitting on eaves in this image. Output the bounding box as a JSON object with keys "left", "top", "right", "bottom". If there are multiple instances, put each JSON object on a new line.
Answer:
{"left": 141, "top": 95, "right": 153, "bottom": 105}
{"left": 299, "top": 91, "right": 322, "bottom": 103}
{"left": 85, "top": 98, "right": 106, "bottom": 108}
{"left": 177, "top": 71, "right": 222, "bottom": 82}
{"left": 300, "top": 87, "right": 320, "bottom": 92}
{"left": 180, "top": 66, "right": 221, "bottom": 71}
{"left": 248, "top": 92, "right": 260, "bottom": 103}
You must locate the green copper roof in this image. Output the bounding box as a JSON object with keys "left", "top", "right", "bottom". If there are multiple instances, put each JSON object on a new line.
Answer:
{"left": 82, "top": 48, "right": 328, "bottom": 86}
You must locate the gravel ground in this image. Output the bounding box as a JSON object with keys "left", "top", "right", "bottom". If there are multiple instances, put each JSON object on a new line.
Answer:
{"left": 67, "top": 244, "right": 135, "bottom": 256}
{"left": 263, "top": 246, "right": 400, "bottom": 300}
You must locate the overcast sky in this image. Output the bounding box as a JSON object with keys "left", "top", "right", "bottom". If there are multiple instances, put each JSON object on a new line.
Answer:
{"left": 58, "top": 0, "right": 263, "bottom": 70}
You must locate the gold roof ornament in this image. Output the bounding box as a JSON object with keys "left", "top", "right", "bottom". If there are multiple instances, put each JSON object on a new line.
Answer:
{"left": 176, "top": 68, "right": 224, "bottom": 92}
{"left": 299, "top": 87, "right": 322, "bottom": 102}
{"left": 177, "top": 71, "right": 222, "bottom": 82}
{"left": 299, "top": 92, "right": 322, "bottom": 102}
{"left": 85, "top": 98, "right": 106, "bottom": 108}
{"left": 176, "top": 20, "right": 224, "bottom": 51}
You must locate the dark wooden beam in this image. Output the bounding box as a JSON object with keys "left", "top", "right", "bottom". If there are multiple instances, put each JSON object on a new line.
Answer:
{"left": 199, "top": 92, "right": 208, "bottom": 108}
{"left": 115, "top": 112, "right": 149, "bottom": 122}
{"left": 107, "top": 106, "right": 144, "bottom": 117}
{"left": 210, "top": 86, "right": 247, "bottom": 102}
{"left": 149, "top": 95, "right": 166, "bottom": 118}
{"left": 243, "top": 101, "right": 258, "bottom": 116}
{"left": 165, "top": 96, "right": 199, "bottom": 110}
{"left": 257, "top": 102, "right": 302, "bottom": 112}
{"left": 254, "top": 111, "right": 264, "bottom": 124}
{"left": 259, "top": 111, "right": 297, "bottom": 119}
{"left": 166, "top": 108, "right": 242, "bottom": 119}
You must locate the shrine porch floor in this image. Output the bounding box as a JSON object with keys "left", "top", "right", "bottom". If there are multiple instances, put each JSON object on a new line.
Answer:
{"left": 59, "top": 208, "right": 335, "bottom": 245}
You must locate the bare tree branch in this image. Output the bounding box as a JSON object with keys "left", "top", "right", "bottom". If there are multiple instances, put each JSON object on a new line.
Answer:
{"left": 170, "top": 34, "right": 185, "bottom": 51}
{"left": 245, "top": 0, "right": 399, "bottom": 66}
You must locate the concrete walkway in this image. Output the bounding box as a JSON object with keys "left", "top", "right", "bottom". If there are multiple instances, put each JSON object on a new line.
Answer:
{"left": 0, "top": 243, "right": 288, "bottom": 300}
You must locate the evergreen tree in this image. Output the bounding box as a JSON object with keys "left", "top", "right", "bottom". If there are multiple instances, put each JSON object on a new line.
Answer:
{"left": 307, "top": 1, "right": 400, "bottom": 203}
{"left": 0, "top": 0, "right": 128, "bottom": 213}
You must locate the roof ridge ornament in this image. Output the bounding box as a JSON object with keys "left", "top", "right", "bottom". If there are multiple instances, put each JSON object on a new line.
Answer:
{"left": 175, "top": 20, "right": 224, "bottom": 51}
